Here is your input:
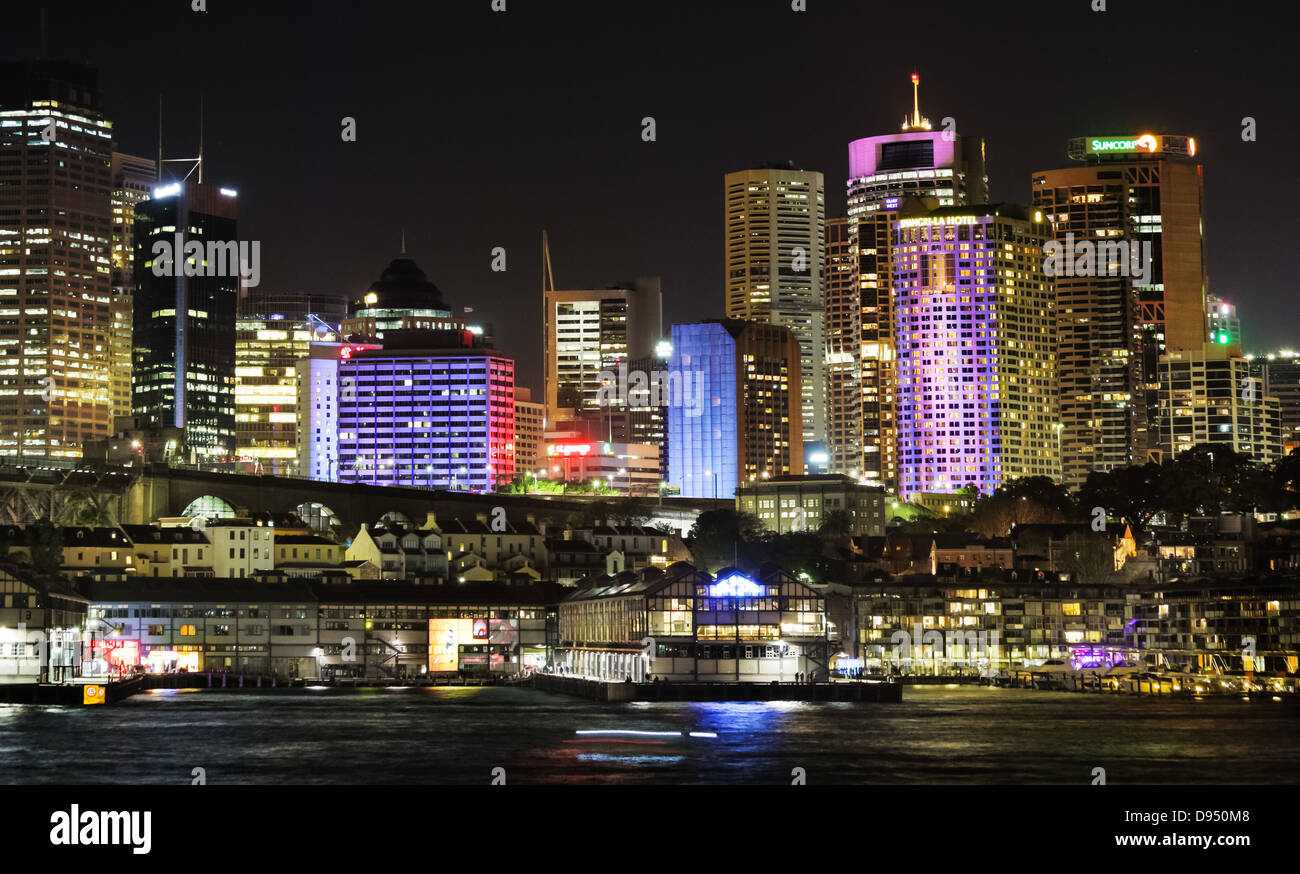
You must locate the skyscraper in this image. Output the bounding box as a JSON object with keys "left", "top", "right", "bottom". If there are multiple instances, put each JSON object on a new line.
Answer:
{"left": 542, "top": 275, "right": 662, "bottom": 430}
{"left": 892, "top": 205, "right": 1058, "bottom": 500}
{"left": 823, "top": 217, "right": 861, "bottom": 475}
{"left": 109, "top": 151, "right": 156, "bottom": 422}
{"left": 235, "top": 290, "right": 345, "bottom": 474}
{"left": 132, "top": 181, "right": 240, "bottom": 463}
{"left": 336, "top": 330, "right": 516, "bottom": 492}
{"left": 1032, "top": 133, "right": 1205, "bottom": 484}
{"left": 1040, "top": 134, "right": 1206, "bottom": 467}
{"left": 1159, "top": 343, "right": 1282, "bottom": 464}
{"left": 0, "top": 61, "right": 115, "bottom": 457}
{"left": 667, "top": 319, "right": 802, "bottom": 499}
{"left": 832, "top": 75, "right": 988, "bottom": 487}
{"left": 724, "top": 164, "right": 826, "bottom": 452}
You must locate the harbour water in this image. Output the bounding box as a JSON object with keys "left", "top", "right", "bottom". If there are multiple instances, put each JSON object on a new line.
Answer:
{"left": 2, "top": 686, "right": 1296, "bottom": 784}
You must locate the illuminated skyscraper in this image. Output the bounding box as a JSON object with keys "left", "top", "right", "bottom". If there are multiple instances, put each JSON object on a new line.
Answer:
{"left": 235, "top": 290, "right": 344, "bottom": 474}
{"left": 132, "top": 181, "right": 240, "bottom": 463}
{"left": 724, "top": 164, "right": 826, "bottom": 451}
{"left": 892, "top": 205, "right": 1058, "bottom": 499}
{"left": 336, "top": 330, "right": 516, "bottom": 492}
{"left": 109, "top": 151, "right": 156, "bottom": 422}
{"left": 0, "top": 61, "right": 114, "bottom": 457}
{"left": 513, "top": 386, "right": 546, "bottom": 477}
{"left": 832, "top": 75, "right": 987, "bottom": 487}
{"left": 667, "top": 319, "right": 802, "bottom": 499}
{"left": 543, "top": 273, "right": 662, "bottom": 433}
{"left": 1032, "top": 133, "right": 1205, "bottom": 484}
{"left": 1159, "top": 343, "right": 1282, "bottom": 464}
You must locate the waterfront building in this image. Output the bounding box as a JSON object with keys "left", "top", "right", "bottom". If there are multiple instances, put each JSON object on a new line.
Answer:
{"left": 335, "top": 329, "right": 516, "bottom": 492}
{"left": 666, "top": 319, "right": 803, "bottom": 499}
{"left": 1157, "top": 342, "right": 1283, "bottom": 464}
{"left": 118, "top": 524, "right": 212, "bottom": 578}
{"left": 234, "top": 290, "right": 344, "bottom": 475}
{"left": 81, "top": 578, "right": 563, "bottom": 679}
{"left": 0, "top": 61, "right": 115, "bottom": 458}
{"left": 132, "top": 181, "right": 240, "bottom": 465}
{"left": 344, "top": 521, "right": 447, "bottom": 581}
{"left": 557, "top": 563, "right": 829, "bottom": 682}
{"left": 0, "top": 562, "right": 86, "bottom": 683}
{"left": 109, "top": 152, "right": 157, "bottom": 422}
{"left": 891, "top": 205, "right": 1059, "bottom": 499}
{"left": 734, "top": 473, "right": 889, "bottom": 537}
{"left": 724, "top": 164, "right": 827, "bottom": 449}
{"left": 831, "top": 74, "right": 988, "bottom": 487}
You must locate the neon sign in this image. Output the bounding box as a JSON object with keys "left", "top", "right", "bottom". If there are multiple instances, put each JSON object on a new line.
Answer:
{"left": 547, "top": 443, "right": 592, "bottom": 457}
{"left": 1086, "top": 134, "right": 1160, "bottom": 154}
{"left": 707, "top": 574, "right": 767, "bottom": 598}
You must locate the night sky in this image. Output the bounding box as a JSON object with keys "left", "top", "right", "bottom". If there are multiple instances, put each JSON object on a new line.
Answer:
{"left": 6, "top": 0, "right": 1296, "bottom": 392}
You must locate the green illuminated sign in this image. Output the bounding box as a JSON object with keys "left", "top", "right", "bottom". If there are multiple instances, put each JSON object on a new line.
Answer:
{"left": 1086, "top": 134, "right": 1159, "bottom": 154}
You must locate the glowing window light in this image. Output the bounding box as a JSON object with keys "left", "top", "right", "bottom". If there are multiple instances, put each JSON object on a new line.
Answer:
{"left": 707, "top": 574, "right": 766, "bottom": 598}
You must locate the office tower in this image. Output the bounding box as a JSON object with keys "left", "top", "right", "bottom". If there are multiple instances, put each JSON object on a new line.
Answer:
{"left": 132, "top": 181, "right": 240, "bottom": 463}
{"left": 1207, "top": 294, "right": 1240, "bottom": 346}
{"left": 1159, "top": 343, "right": 1282, "bottom": 464}
{"left": 336, "top": 330, "right": 515, "bottom": 492}
{"left": 667, "top": 319, "right": 802, "bottom": 499}
{"left": 724, "top": 164, "right": 826, "bottom": 452}
{"left": 1046, "top": 134, "right": 1206, "bottom": 461}
{"left": 295, "top": 340, "right": 379, "bottom": 482}
{"left": 235, "top": 290, "right": 345, "bottom": 475}
{"left": 892, "top": 205, "right": 1058, "bottom": 500}
{"left": 543, "top": 274, "right": 663, "bottom": 428}
{"left": 342, "top": 247, "right": 470, "bottom": 340}
{"left": 627, "top": 348, "right": 670, "bottom": 479}
{"left": 109, "top": 152, "right": 156, "bottom": 422}
{"left": 834, "top": 75, "right": 988, "bottom": 487}
{"left": 0, "top": 61, "right": 114, "bottom": 457}
{"left": 513, "top": 386, "right": 546, "bottom": 478}
{"left": 824, "top": 216, "right": 861, "bottom": 476}
{"left": 1030, "top": 161, "right": 1145, "bottom": 485}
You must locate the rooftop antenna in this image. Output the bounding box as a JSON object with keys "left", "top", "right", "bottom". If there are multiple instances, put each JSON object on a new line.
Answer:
{"left": 197, "top": 93, "right": 204, "bottom": 184}
{"left": 156, "top": 96, "right": 163, "bottom": 181}
{"left": 901, "top": 72, "right": 931, "bottom": 132}
{"left": 400, "top": 227, "right": 407, "bottom": 255}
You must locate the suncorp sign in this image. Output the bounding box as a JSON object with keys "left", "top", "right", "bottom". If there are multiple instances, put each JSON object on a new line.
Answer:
{"left": 1087, "top": 134, "right": 1159, "bottom": 154}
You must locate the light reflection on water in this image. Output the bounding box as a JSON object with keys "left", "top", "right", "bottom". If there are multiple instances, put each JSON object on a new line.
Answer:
{"left": 0, "top": 686, "right": 1296, "bottom": 785}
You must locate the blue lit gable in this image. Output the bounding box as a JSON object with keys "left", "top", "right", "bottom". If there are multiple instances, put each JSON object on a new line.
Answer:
{"left": 707, "top": 573, "right": 766, "bottom": 598}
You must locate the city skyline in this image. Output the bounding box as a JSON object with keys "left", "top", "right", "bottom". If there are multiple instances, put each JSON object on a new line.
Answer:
{"left": 5, "top": 0, "right": 1295, "bottom": 398}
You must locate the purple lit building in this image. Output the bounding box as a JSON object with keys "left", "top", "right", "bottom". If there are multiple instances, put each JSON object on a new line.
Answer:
{"left": 891, "top": 205, "right": 1058, "bottom": 500}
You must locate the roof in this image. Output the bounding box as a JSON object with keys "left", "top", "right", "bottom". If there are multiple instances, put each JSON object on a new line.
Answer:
{"left": 120, "top": 524, "right": 210, "bottom": 545}
{"left": 79, "top": 578, "right": 568, "bottom": 607}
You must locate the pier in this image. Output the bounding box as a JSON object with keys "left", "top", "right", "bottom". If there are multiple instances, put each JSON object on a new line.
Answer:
{"left": 531, "top": 673, "right": 902, "bottom": 702}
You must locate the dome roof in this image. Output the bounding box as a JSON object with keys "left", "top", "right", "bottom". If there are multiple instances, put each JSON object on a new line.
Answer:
{"left": 352, "top": 255, "right": 450, "bottom": 314}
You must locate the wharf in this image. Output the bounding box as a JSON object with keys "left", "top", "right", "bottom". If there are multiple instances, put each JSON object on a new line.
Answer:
{"left": 531, "top": 673, "right": 902, "bottom": 702}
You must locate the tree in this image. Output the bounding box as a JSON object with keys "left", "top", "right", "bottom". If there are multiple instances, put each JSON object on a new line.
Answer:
{"left": 25, "top": 521, "right": 63, "bottom": 572}
{"left": 969, "top": 477, "right": 1076, "bottom": 537}
{"left": 1076, "top": 463, "right": 1164, "bottom": 533}
{"left": 687, "top": 509, "right": 763, "bottom": 572}
{"left": 818, "top": 509, "right": 853, "bottom": 536}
